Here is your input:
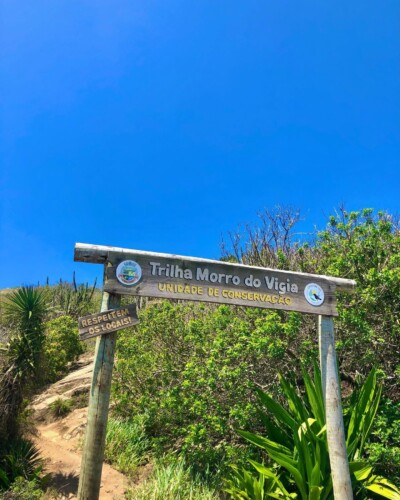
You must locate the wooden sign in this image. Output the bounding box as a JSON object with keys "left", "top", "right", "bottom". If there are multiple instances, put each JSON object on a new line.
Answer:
{"left": 78, "top": 303, "right": 139, "bottom": 340}
{"left": 75, "top": 244, "right": 356, "bottom": 316}
{"left": 74, "top": 243, "right": 357, "bottom": 500}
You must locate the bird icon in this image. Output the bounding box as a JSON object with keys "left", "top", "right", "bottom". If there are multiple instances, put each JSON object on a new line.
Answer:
{"left": 312, "top": 290, "right": 322, "bottom": 301}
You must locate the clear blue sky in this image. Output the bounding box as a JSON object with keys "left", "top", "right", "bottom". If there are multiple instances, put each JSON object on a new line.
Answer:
{"left": 1, "top": 1, "right": 399, "bottom": 288}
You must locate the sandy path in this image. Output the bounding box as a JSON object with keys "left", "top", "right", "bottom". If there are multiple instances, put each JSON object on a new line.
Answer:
{"left": 33, "top": 418, "right": 128, "bottom": 499}
{"left": 30, "top": 355, "right": 129, "bottom": 499}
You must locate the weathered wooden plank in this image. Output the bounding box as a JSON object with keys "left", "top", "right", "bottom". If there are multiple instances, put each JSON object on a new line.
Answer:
{"left": 74, "top": 243, "right": 356, "bottom": 293}
{"left": 102, "top": 252, "right": 338, "bottom": 315}
{"left": 319, "top": 316, "right": 353, "bottom": 500}
{"left": 78, "top": 304, "right": 138, "bottom": 340}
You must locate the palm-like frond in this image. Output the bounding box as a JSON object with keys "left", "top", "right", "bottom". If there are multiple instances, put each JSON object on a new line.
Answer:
{"left": 0, "top": 286, "right": 48, "bottom": 439}
{"left": 226, "top": 367, "right": 399, "bottom": 500}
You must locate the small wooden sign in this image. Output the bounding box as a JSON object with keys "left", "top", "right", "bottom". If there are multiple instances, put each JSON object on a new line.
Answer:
{"left": 78, "top": 303, "right": 139, "bottom": 340}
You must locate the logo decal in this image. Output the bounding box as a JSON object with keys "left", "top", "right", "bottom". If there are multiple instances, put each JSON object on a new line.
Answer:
{"left": 116, "top": 260, "right": 142, "bottom": 286}
{"left": 304, "top": 283, "right": 325, "bottom": 306}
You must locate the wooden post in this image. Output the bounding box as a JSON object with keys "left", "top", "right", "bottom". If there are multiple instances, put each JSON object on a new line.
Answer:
{"left": 77, "top": 289, "right": 121, "bottom": 500}
{"left": 318, "top": 315, "right": 353, "bottom": 500}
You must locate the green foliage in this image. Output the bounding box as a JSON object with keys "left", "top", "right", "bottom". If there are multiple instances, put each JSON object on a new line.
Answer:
{"left": 0, "top": 469, "right": 9, "bottom": 491}
{"left": 113, "top": 301, "right": 304, "bottom": 475}
{"left": 1, "top": 287, "right": 48, "bottom": 375}
{"left": 42, "top": 315, "right": 84, "bottom": 383}
{"left": 313, "top": 208, "right": 400, "bottom": 488}
{"left": 126, "top": 458, "right": 219, "bottom": 499}
{"left": 105, "top": 417, "right": 150, "bottom": 475}
{"left": 223, "top": 207, "right": 400, "bottom": 484}
{"left": 49, "top": 397, "right": 73, "bottom": 418}
{"left": 228, "top": 368, "right": 330, "bottom": 499}
{"left": 46, "top": 272, "right": 98, "bottom": 318}
{"left": 0, "top": 439, "right": 44, "bottom": 492}
{"left": 365, "top": 398, "right": 400, "bottom": 486}
{"left": 345, "top": 368, "right": 383, "bottom": 461}
{"left": 0, "top": 477, "right": 43, "bottom": 499}
{"left": 225, "top": 367, "right": 400, "bottom": 499}
{"left": 225, "top": 465, "right": 293, "bottom": 499}
{"left": 0, "top": 287, "right": 48, "bottom": 439}
{"left": 316, "top": 208, "right": 400, "bottom": 396}
{"left": 103, "top": 207, "right": 398, "bottom": 492}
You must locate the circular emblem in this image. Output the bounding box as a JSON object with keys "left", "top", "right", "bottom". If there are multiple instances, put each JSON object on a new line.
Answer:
{"left": 304, "top": 283, "right": 325, "bottom": 307}
{"left": 116, "top": 260, "right": 142, "bottom": 286}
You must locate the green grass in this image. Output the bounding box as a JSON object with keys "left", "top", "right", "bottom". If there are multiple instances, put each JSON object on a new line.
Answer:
{"left": 104, "top": 418, "right": 224, "bottom": 497}
{"left": 48, "top": 398, "right": 73, "bottom": 418}
{"left": 70, "top": 389, "right": 89, "bottom": 409}
{"left": 126, "top": 459, "right": 221, "bottom": 500}
{"left": 104, "top": 417, "right": 150, "bottom": 476}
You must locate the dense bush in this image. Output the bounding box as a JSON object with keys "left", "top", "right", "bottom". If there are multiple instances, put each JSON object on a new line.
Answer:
{"left": 113, "top": 300, "right": 309, "bottom": 474}
{"left": 365, "top": 398, "right": 400, "bottom": 486}
{"left": 41, "top": 315, "right": 84, "bottom": 383}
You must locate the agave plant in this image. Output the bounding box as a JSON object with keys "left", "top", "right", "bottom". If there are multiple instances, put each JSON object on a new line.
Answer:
{"left": 1, "top": 439, "right": 43, "bottom": 482}
{"left": 2, "top": 286, "right": 48, "bottom": 370}
{"left": 225, "top": 366, "right": 400, "bottom": 499}
{"left": 225, "top": 463, "right": 296, "bottom": 500}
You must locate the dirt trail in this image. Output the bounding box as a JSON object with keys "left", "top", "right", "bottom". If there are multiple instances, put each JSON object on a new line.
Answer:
{"left": 30, "top": 354, "right": 129, "bottom": 499}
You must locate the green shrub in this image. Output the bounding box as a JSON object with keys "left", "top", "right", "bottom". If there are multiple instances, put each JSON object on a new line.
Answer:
{"left": 365, "top": 398, "right": 400, "bottom": 486}
{"left": 49, "top": 398, "right": 73, "bottom": 418}
{"left": 42, "top": 316, "right": 84, "bottom": 383}
{"left": 0, "top": 477, "right": 43, "bottom": 499}
{"left": 71, "top": 389, "right": 89, "bottom": 409}
{"left": 113, "top": 301, "right": 302, "bottom": 475}
{"left": 316, "top": 209, "right": 400, "bottom": 397}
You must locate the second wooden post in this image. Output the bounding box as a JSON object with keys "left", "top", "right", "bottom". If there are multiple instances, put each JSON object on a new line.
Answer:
{"left": 77, "top": 289, "right": 121, "bottom": 500}
{"left": 319, "top": 315, "right": 353, "bottom": 499}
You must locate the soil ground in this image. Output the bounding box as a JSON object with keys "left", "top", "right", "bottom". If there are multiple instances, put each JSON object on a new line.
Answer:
{"left": 30, "top": 353, "right": 129, "bottom": 499}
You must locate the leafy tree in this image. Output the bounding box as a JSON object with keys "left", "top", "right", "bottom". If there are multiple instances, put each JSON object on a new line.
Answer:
{"left": 315, "top": 208, "right": 400, "bottom": 398}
